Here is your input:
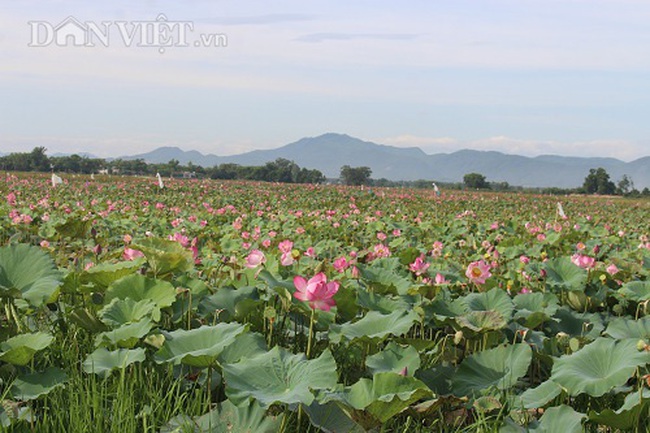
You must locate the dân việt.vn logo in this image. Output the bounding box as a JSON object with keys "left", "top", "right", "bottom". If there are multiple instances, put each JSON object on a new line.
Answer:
{"left": 28, "top": 14, "right": 227, "bottom": 53}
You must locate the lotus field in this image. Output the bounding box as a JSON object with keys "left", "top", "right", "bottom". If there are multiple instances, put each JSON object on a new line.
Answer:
{"left": 2, "top": 172, "right": 650, "bottom": 433}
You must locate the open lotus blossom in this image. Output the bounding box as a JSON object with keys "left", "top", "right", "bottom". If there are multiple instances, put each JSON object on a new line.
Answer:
{"left": 278, "top": 239, "right": 293, "bottom": 253}
{"left": 606, "top": 264, "right": 619, "bottom": 275}
{"left": 333, "top": 256, "right": 350, "bottom": 273}
{"left": 123, "top": 247, "right": 144, "bottom": 261}
{"left": 409, "top": 254, "right": 430, "bottom": 276}
{"left": 245, "top": 249, "right": 266, "bottom": 268}
{"left": 571, "top": 253, "right": 595, "bottom": 269}
{"left": 434, "top": 273, "right": 450, "bottom": 285}
{"left": 293, "top": 272, "right": 339, "bottom": 312}
{"left": 280, "top": 251, "right": 295, "bottom": 266}
{"left": 465, "top": 260, "right": 492, "bottom": 285}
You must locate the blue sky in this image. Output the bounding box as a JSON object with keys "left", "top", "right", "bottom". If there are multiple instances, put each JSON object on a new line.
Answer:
{"left": 1, "top": 0, "right": 649, "bottom": 160}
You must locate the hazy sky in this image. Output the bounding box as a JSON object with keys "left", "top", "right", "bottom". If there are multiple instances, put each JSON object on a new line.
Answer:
{"left": 1, "top": 1, "right": 649, "bottom": 160}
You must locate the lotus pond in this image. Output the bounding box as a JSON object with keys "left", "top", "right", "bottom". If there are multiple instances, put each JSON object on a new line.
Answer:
{"left": 1, "top": 173, "right": 650, "bottom": 432}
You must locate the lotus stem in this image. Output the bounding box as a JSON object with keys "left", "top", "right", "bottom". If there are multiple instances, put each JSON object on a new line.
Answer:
{"left": 306, "top": 308, "right": 315, "bottom": 359}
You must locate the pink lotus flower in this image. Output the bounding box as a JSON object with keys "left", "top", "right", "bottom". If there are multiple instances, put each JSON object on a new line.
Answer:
{"left": 293, "top": 272, "right": 339, "bottom": 311}
{"left": 278, "top": 240, "right": 293, "bottom": 254}
{"left": 571, "top": 254, "right": 595, "bottom": 269}
{"left": 123, "top": 247, "right": 144, "bottom": 261}
{"left": 466, "top": 260, "right": 492, "bottom": 285}
{"left": 280, "top": 251, "right": 295, "bottom": 266}
{"left": 409, "top": 255, "right": 430, "bottom": 276}
{"left": 333, "top": 257, "right": 350, "bottom": 273}
{"left": 304, "top": 247, "right": 316, "bottom": 258}
{"left": 606, "top": 264, "right": 619, "bottom": 275}
{"left": 434, "top": 273, "right": 449, "bottom": 285}
{"left": 245, "top": 249, "right": 266, "bottom": 268}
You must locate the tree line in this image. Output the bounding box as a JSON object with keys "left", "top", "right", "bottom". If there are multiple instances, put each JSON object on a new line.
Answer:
{"left": 1, "top": 148, "right": 647, "bottom": 196}
{"left": 0, "top": 148, "right": 325, "bottom": 185}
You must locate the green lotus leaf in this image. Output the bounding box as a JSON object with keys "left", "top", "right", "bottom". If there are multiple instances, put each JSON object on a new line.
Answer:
{"left": 161, "top": 399, "right": 280, "bottom": 433}
{"left": 618, "top": 281, "right": 650, "bottom": 302}
{"left": 605, "top": 316, "right": 650, "bottom": 340}
{"left": 535, "top": 405, "right": 585, "bottom": 433}
{"left": 513, "top": 292, "right": 558, "bottom": 328}
{"left": 549, "top": 307, "right": 604, "bottom": 339}
{"left": 94, "top": 319, "right": 154, "bottom": 348}
{"left": 517, "top": 380, "right": 562, "bottom": 409}
{"left": 0, "top": 332, "right": 54, "bottom": 366}
{"left": 54, "top": 217, "right": 91, "bottom": 239}
{"left": 415, "top": 364, "right": 455, "bottom": 396}
{"left": 317, "top": 372, "right": 432, "bottom": 428}
{"left": 550, "top": 338, "right": 650, "bottom": 397}
{"left": 456, "top": 310, "right": 508, "bottom": 332}
{"left": 68, "top": 307, "right": 108, "bottom": 333}
{"left": 80, "top": 260, "right": 143, "bottom": 289}
{"left": 99, "top": 297, "right": 159, "bottom": 327}
{"left": 131, "top": 238, "right": 194, "bottom": 276}
{"left": 464, "top": 288, "right": 514, "bottom": 320}
{"left": 359, "top": 259, "right": 412, "bottom": 295}
{"left": 587, "top": 388, "right": 650, "bottom": 430}
{"left": 451, "top": 343, "right": 532, "bottom": 396}
{"left": 105, "top": 274, "right": 176, "bottom": 309}
{"left": 355, "top": 289, "right": 411, "bottom": 314}
{"left": 82, "top": 347, "right": 146, "bottom": 378}
{"left": 544, "top": 257, "right": 587, "bottom": 292}
{"left": 366, "top": 341, "right": 421, "bottom": 376}
{"left": 304, "top": 400, "right": 363, "bottom": 433}
{"left": 11, "top": 367, "right": 68, "bottom": 401}
{"left": 0, "top": 244, "right": 62, "bottom": 306}
{"left": 218, "top": 332, "right": 267, "bottom": 365}
{"left": 329, "top": 310, "right": 418, "bottom": 344}
{"left": 155, "top": 323, "right": 247, "bottom": 368}
{"left": 223, "top": 347, "right": 337, "bottom": 407}
{"left": 198, "top": 286, "right": 258, "bottom": 321}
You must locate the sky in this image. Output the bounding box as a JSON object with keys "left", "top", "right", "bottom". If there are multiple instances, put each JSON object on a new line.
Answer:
{"left": 1, "top": 0, "right": 649, "bottom": 161}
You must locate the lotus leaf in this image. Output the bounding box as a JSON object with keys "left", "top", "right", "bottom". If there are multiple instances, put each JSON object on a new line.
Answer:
{"left": 105, "top": 274, "right": 176, "bottom": 309}
{"left": 365, "top": 341, "right": 421, "bottom": 376}
{"left": 131, "top": 238, "right": 194, "bottom": 276}
{"left": 83, "top": 347, "right": 146, "bottom": 377}
{"left": 329, "top": 310, "right": 419, "bottom": 344}
{"left": 11, "top": 367, "right": 68, "bottom": 401}
{"left": 0, "top": 332, "right": 54, "bottom": 366}
{"left": 544, "top": 257, "right": 587, "bottom": 292}
{"left": 161, "top": 399, "right": 280, "bottom": 433}
{"left": 99, "top": 297, "right": 159, "bottom": 327}
{"left": 317, "top": 372, "right": 432, "bottom": 428}
{"left": 550, "top": 338, "right": 650, "bottom": 397}
{"left": 155, "top": 323, "right": 247, "bottom": 368}
{"left": 451, "top": 343, "right": 532, "bottom": 396}
{"left": 223, "top": 347, "right": 337, "bottom": 407}
{"left": 0, "top": 244, "right": 62, "bottom": 306}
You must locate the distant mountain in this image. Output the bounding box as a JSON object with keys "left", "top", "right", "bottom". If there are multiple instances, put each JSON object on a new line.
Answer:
{"left": 120, "top": 147, "right": 222, "bottom": 166}
{"left": 120, "top": 133, "right": 650, "bottom": 189}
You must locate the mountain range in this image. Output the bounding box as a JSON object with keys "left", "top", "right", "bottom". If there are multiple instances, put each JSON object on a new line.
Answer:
{"left": 120, "top": 133, "right": 650, "bottom": 189}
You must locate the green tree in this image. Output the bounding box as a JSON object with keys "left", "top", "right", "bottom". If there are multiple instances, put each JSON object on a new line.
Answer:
{"left": 340, "top": 165, "right": 372, "bottom": 186}
{"left": 616, "top": 174, "right": 634, "bottom": 195}
{"left": 463, "top": 172, "right": 489, "bottom": 189}
{"left": 29, "top": 147, "right": 51, "bottom": 172}
{"left": 582, "top": 168, "right": 616, "bottom": 195}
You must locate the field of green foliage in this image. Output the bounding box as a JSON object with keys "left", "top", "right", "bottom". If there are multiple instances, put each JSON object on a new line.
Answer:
{"left": 1, "top": 172, "right": 649, "bottom": 432}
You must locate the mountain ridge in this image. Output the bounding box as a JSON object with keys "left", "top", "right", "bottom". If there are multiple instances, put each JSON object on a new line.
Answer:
{"left": 119, "top": 133, "right": 650, "bottom": 189}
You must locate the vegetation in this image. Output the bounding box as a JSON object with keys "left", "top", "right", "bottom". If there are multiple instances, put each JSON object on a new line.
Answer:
{"left": 340, "top": 165, "right": 373, "bottom": 186}
{"left": 463, "top": 172, "right": 489, "bottom": 189}
{"left": 1, "top": 172, "right": 649, "bottom": 432}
